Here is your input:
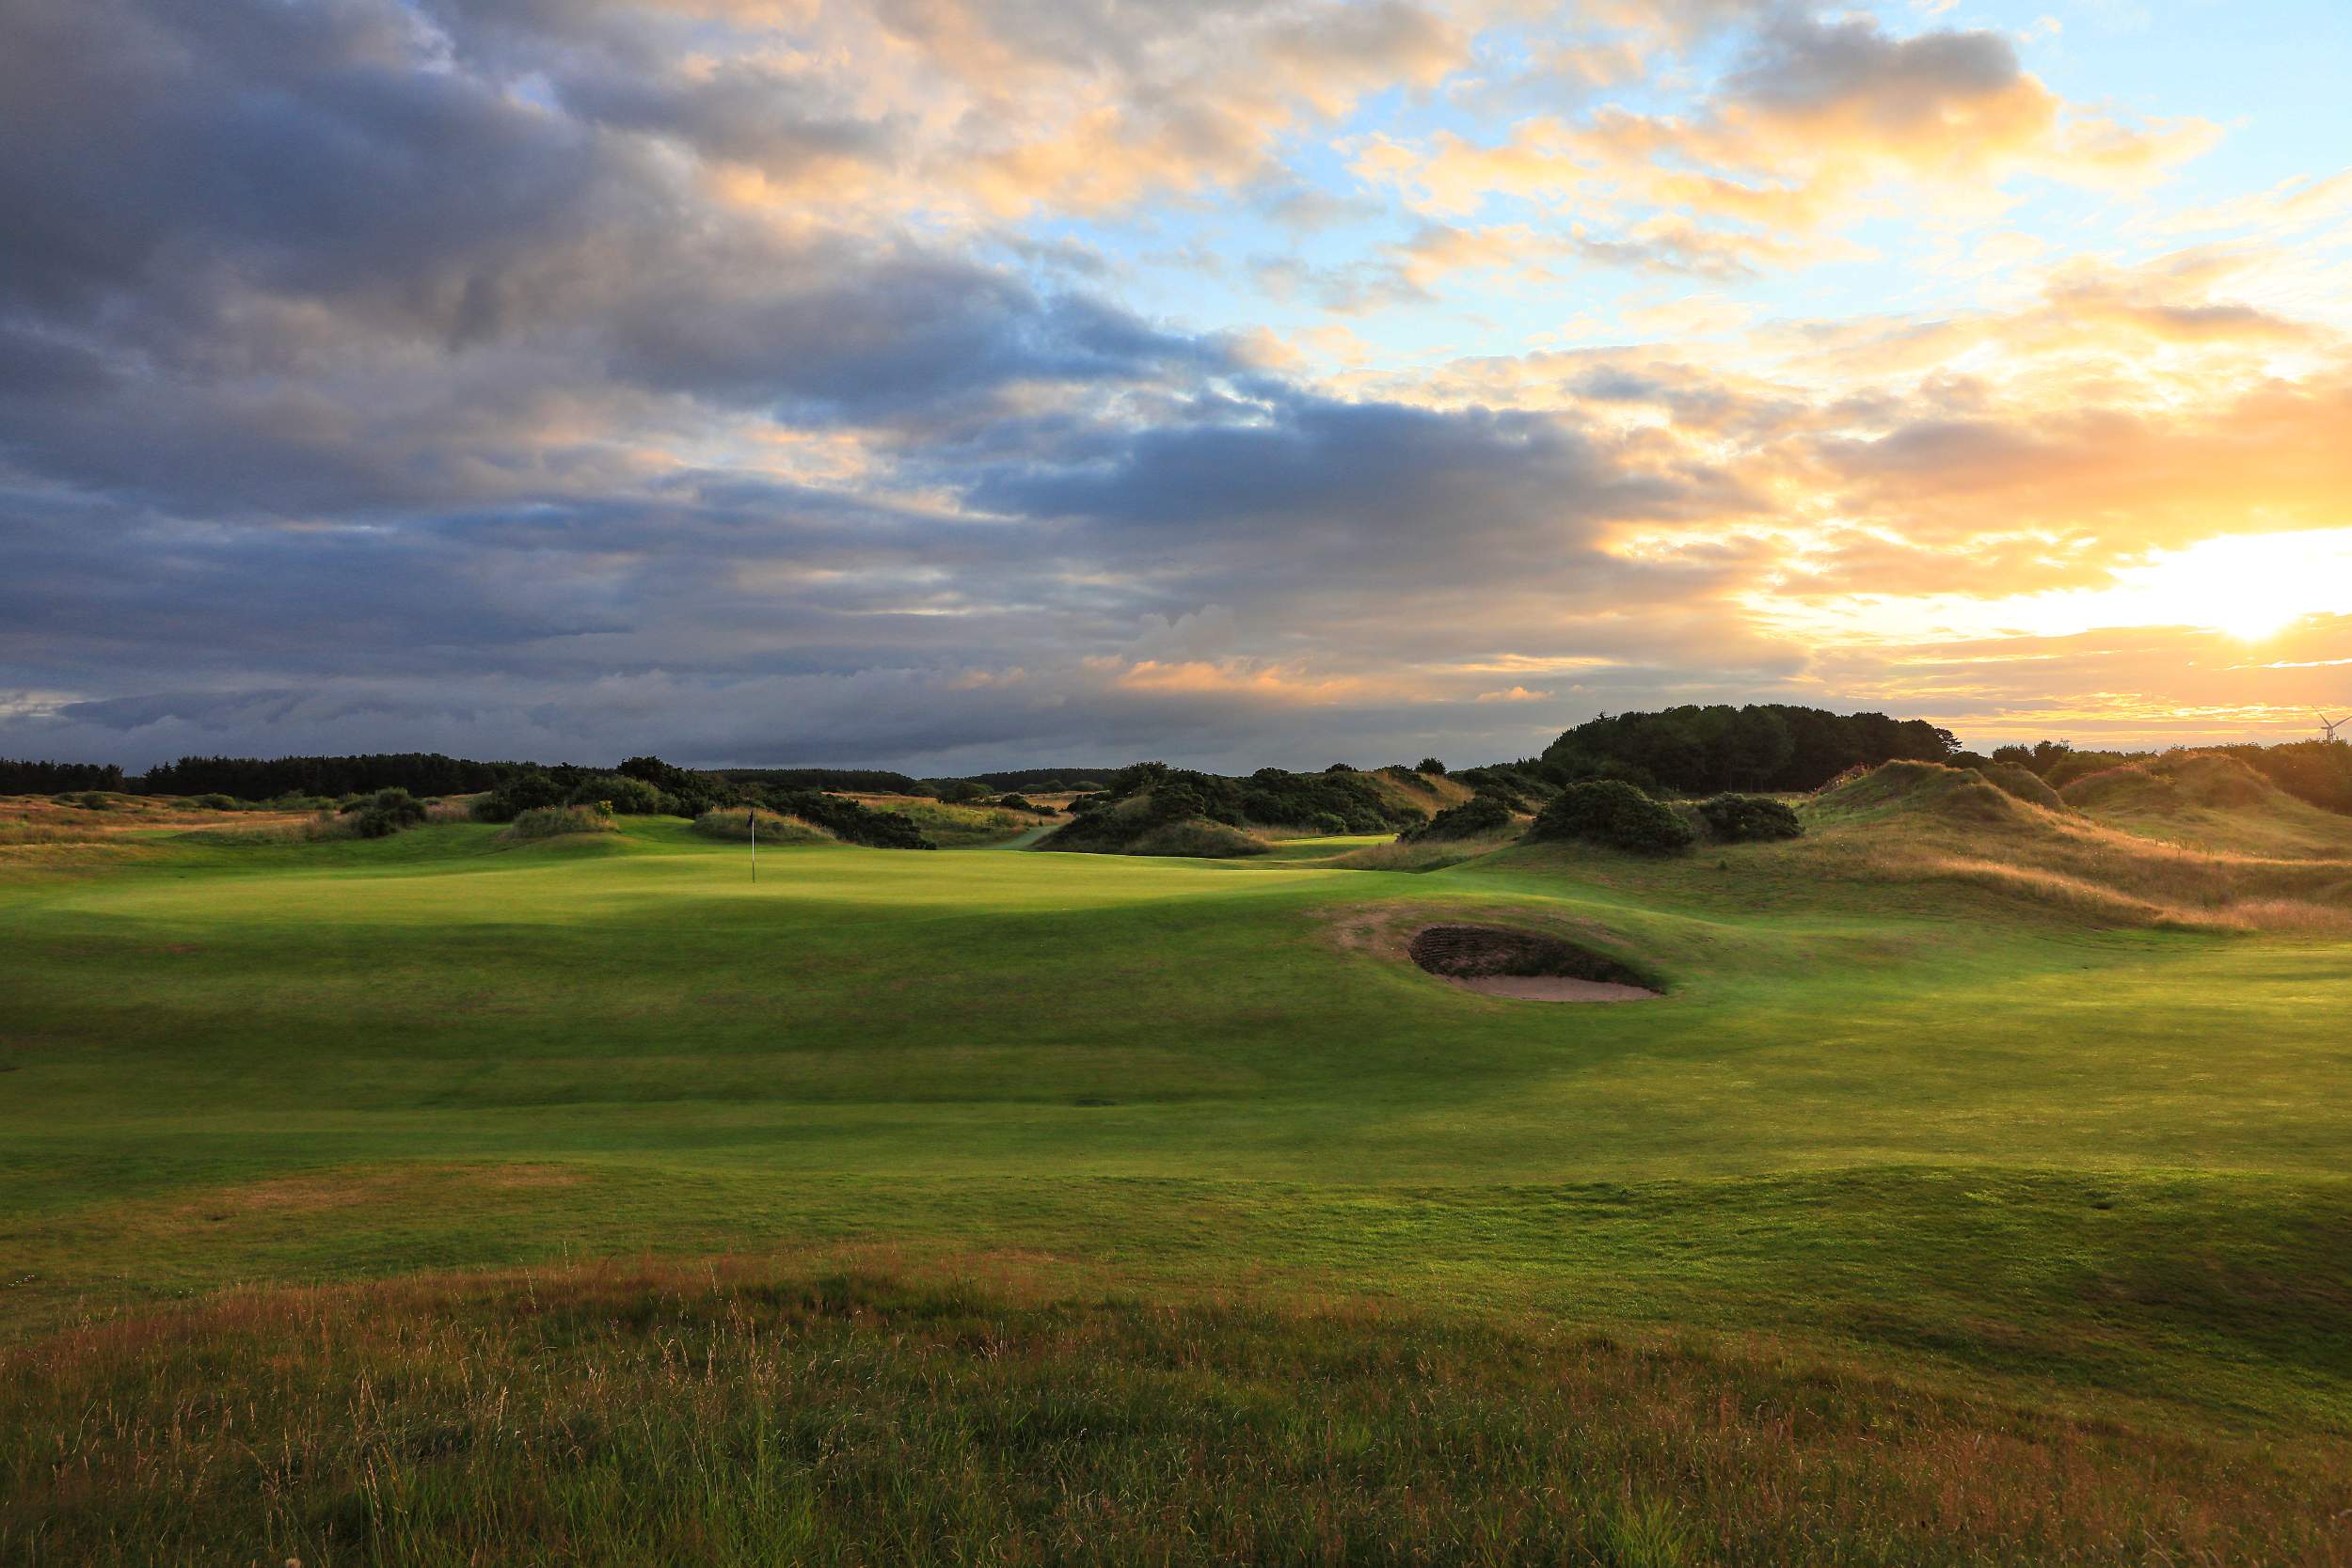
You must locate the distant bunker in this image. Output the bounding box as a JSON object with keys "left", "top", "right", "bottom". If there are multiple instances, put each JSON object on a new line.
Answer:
{"left": 1407, "top": 924, "right": 1661, "bottom": 1003}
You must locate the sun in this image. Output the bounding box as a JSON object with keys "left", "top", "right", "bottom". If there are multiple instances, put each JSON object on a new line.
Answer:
{"left": 2104, "top": 529, "right": 2352, "bottom": 642}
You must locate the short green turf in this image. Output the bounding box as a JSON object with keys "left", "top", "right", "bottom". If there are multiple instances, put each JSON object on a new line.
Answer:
{"left": 4, "top": 814, "right": 2350, "bottom": 1561}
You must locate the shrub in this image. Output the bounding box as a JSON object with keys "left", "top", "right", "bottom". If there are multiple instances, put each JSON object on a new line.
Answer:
{"left": 1150, "top": 784, "right": 1210, "bottom": 824}
{"left": 342, "top": 787, "right": 428, "bottom": 839}
{"left": 994, "top": 794, "right": 1053, "bottom": 815}
{"left": 268, "top": 792, "right": 337, "bottom": 812}
{"left": 1309, "top": 811, "right": 1349, "bottom": 835}
{"left": 192, "top": 793, "right": 242, "bottom": 812}
{"left": 502, "top": 805, "right": 619, "bottom": 841}
{"left": 1417, "top": 757, "right": 1447, "bottom": 776}
{"left": 1695, "top": 794, "right": 1804, "bottom": 843}
{"left": 1530, "top": 781, "right": 1695, "bottom": 855}
{"left": 1404, "top": 795, "right": 1516, "bottom": 843}
{"left": 935, "top": 780, "right": 993, "bottom": 804}
{"left": 615, "top": 755, "right": 724, "bottom": 816}
{"left": 565, "top": 774, "right": 666, "bottom": 816}
{"left": 472, "top": 770, "right": 568, "bottom": 823}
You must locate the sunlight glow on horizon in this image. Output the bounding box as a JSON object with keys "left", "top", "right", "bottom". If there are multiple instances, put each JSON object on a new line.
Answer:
{"left": 1752, "top": 528, "right": 2352, "bottom": 650}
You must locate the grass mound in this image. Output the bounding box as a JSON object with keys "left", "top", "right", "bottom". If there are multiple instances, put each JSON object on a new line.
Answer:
{"left": 1123, "top": 816, "right": 1270, "bottom": 858}
{"left": 2063, "top": 752, "right": 2277, "bottom": 815}
{"left": 691, "top": 807, "right": 834, "bottom": 845}
{"left": 8, "top": 1261, "right": 2345, "bottom": 1568}
{"left": 501, "top": 805, "right": 621, "bottom": 841}
{"left": 1785, "top": 760, "right": 2352, "bottom": 929}
{"left": 1812, "top": 760, "right": 2039, "bottom": 830}
{"left": 1974, "top": 762, "right": 2068, "bottom": 811}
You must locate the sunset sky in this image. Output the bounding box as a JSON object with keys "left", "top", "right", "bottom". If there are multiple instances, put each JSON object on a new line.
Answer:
{"left": 3, "top": 0, "right": 2348, "bottom": 771}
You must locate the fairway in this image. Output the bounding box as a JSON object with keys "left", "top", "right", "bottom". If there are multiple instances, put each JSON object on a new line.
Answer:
{"left": 8, "top": 809, "right": 2352, "bottom": 1564}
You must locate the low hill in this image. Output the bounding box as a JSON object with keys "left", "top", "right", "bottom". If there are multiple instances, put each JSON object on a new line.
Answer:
{"left": 2051, "top": 752, "right": 2352, "bottom": 861}
{"left": 1771, "top": 761, "right": 2352, "bottom": 930}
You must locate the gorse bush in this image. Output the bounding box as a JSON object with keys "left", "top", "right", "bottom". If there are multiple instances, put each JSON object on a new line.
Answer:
{"left": 191, "top": 793, "right": 244, "bottom": 812}
{"left": 1695, "top": 794, "right": 1804, "bottom": 843}
{"left": 1531, "top": 781, "right": 1696, "bottom": 855}
{"left": 567, "top": 774, "right": 666, "bottom": 816}
{"left": 342, "top": 787, "right": 428, "bottom": 838}
{"left": 472, "top": 769, "right": 570, "bottom": 823}
{"left": 1404, "top": 795, "right": 1516, "bottom": 843}
{"left": 501, "top": 805, "right": 619, "bottom": 841}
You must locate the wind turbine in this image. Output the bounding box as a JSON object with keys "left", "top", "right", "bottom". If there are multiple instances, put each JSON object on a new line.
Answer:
{"left": 2322, "top": 712, "right": 2348, "bottom": 745}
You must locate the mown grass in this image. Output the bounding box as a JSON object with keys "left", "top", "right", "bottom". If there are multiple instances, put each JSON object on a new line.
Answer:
{"left": 3, "top": 789, "right": 2350, "bottom": 1560}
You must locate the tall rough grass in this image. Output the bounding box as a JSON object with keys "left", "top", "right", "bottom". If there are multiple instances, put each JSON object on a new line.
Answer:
{"left": 1800, "top": 762, "right": 2352, "bottom": 929}
{"left": 691, "top": 807, "right": 834, "bottom": 845}
{"left": 501, "top": 805, "right": 621, "bottom": 841}
{"left": 4, "top": 1263, "right": 2344, "bottom": 1567}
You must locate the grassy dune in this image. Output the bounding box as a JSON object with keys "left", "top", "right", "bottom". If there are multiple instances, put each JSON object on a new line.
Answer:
{"left": 4, "top": 781, "right": 2350, "bottom": 1562}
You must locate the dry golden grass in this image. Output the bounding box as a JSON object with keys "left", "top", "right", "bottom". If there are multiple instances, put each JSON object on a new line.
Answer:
{"left": 1800, "top": 764, "right": 2352, "bottom": 931}
{"left": 7, "top": 1258, "right": 2346, "bottom": 1568}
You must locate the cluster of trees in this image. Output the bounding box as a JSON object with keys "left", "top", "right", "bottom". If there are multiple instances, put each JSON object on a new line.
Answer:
{"left": 471, "top": 757, "right": 725, "bottom": 823}
{"left": 0, "top": 759, "right": 126, "bottom": 794}
{"left": 470, "top": 758, "right": 930, "bottom": 846}
{"left": 141, "top": 752, "right": 519, "bottom": 800}
{"left": 1542, "top": 706, "right": 1960, "bottom": 795}
{"left": 713, "top": 768, "right": 924, "bottom": 795}
{"left": 1070, "top": 762, "right": 1423, "bottom": 835}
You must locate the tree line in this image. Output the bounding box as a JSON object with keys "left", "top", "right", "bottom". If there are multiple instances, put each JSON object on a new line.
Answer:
{"left": 1540, "top": 705, "right": 1961, "bottom": 795}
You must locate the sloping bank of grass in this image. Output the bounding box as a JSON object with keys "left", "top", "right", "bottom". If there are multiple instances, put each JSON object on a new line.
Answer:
{"left": 6, "top": 812, "right": 2352, "bottom": 1560}
{"left": 7, "top": 1260, "right": 2345, "bottom": 1568}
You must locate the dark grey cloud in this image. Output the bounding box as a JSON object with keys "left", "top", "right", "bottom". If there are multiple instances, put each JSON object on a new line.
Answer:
{"left": 1725, "top": 8, "right": 2022, "bottom": 119}
{"left": 0, "top": 0, "right": 1818, "bottom": 773}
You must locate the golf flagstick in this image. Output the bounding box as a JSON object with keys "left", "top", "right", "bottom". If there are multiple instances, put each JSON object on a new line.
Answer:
{"left": 748, "top": 806, "right": 757, "bottom": 883}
